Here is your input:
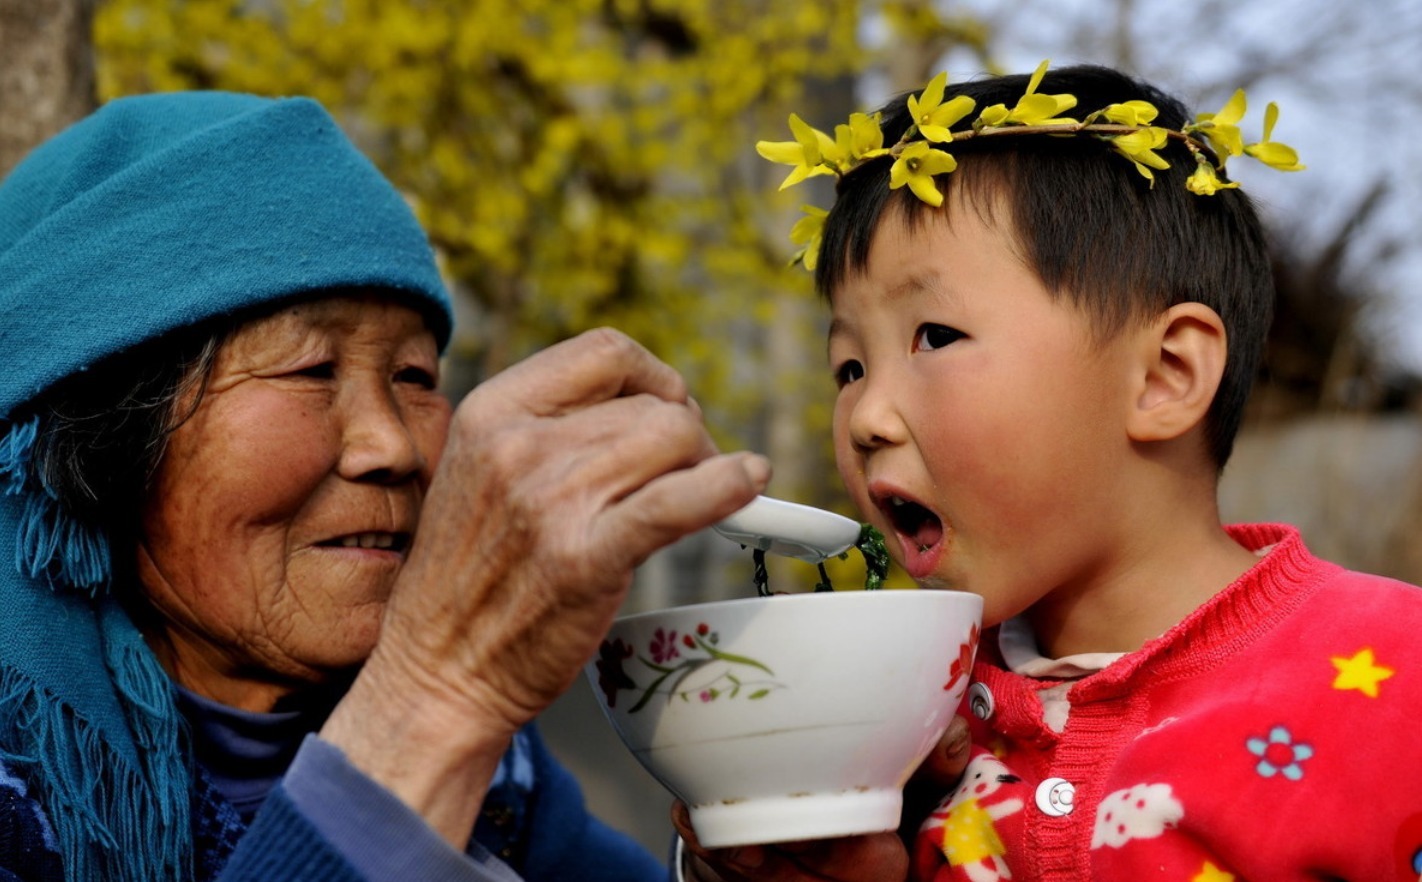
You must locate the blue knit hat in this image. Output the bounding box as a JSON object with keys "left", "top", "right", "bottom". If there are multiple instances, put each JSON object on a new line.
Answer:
{"left": 0, "top": 92, "right": 455, "bottom": 882}
{"left": 0, "top": 90, "right": 454, "bottom": 420}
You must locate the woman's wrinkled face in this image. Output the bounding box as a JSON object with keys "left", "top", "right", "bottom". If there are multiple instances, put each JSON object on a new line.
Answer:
{"left": 137, "top": 295, "right": 451, "bottom": 710}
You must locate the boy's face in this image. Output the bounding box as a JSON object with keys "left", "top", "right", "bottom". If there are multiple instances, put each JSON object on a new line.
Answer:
{"left": 827, "top": 200, "right": 1144, "bottom": 627}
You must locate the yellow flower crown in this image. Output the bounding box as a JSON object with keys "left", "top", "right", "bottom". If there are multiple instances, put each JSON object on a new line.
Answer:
{"left": 757, "top": 60, "right": 1304, "bottom": 270}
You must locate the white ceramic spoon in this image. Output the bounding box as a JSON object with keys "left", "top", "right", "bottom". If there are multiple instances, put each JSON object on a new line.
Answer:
{"left": 712, "top": 495, "right": 862, "bottom": 563}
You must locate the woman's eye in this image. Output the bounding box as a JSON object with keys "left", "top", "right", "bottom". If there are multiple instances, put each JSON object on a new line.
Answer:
{"left": 833, "top": 360, "right": 864, "bottom": 388}
{"left": 395, "top": 366, "right": 438, "bottom": 390}
{"left": 294, "top": 362, "right": 335, "bottom": 379}
{"left": 914, "top": 324, "right": 965, "bottom": 352}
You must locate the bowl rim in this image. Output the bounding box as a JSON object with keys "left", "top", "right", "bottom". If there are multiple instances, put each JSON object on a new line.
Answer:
{"left": 614, "top": 587, "right": 982, "bottom": 626}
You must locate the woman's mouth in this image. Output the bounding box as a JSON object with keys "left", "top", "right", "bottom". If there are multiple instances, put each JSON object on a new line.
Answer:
{"left": 319, "top": 532, "right": 411, "bottom": 553}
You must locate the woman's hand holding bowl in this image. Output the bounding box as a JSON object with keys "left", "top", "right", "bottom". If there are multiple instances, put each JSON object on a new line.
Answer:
{"left": 323, "top": 328, "right": 770, "bottom": 845}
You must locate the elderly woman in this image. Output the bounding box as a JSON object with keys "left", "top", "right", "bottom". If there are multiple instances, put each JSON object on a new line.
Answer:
{"left": 0, "top": 91, "right": 771, "bottom": 881}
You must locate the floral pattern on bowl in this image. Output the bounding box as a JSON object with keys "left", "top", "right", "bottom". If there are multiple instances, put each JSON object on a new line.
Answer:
{"left": 595, "top": 621, "right": 784, "bottom": 713}
{"left": 943, "top": 623, "right": 980, "bottom": 694}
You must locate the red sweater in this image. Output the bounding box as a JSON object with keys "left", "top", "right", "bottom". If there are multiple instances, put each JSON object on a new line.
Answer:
{"left": 913, "top": 524, "right": 1422, "bottom": 882}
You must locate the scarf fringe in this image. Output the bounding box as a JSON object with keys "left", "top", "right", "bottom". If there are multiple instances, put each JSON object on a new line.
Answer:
{"left": 0, "top": 417, "right": 38, "bottom": 496}
{"left": 0, "top": 417, "right": 111, "bottom": 595}
{"left": 1, "top": 419, "right": 190, "bottom": 879}
{"left": 104, "top": 607, "right": 190, "bottom": 842}
{"left": 0, "top": 656, "right": 191, "bottom": 882}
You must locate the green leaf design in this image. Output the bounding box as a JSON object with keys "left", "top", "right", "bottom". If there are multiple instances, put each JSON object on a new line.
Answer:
{"left": 695, "top": 637, "right": 775, "bottom": 675}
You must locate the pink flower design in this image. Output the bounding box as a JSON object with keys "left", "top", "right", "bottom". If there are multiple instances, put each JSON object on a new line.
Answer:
{"left": 650, "top": 628, "right": 680, "bottom": 664}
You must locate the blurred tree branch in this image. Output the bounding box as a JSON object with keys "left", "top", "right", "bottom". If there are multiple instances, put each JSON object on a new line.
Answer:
{"left": 0, "top": 0, "right": 96, "bottom": 177}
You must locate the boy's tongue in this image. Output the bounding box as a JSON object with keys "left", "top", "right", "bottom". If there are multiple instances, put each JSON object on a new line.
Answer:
{"left": 888, "top": 500, "right": 945, "bottom": 578}
{"left": 907, "top": 518, "right": 944, "bottom": 551}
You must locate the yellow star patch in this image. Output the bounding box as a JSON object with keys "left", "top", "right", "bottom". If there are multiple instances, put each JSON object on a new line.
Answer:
{"left": 1331, "top": 647, "right": 1394, "bottom": 698}
{"left": 1192, "top": 861, "right": 1235, "bottom": 882}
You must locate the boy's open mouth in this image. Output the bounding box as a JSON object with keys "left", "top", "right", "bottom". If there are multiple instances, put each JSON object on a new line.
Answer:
{"left": 880, "top": 495, "right": 944, "bottom": 553}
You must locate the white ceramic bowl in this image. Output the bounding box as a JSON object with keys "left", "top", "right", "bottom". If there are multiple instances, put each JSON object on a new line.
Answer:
{"left": 586, "top": 589, "right": 982, "bottom": 848}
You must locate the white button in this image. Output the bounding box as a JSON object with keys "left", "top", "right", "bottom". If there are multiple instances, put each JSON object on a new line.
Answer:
{"left": 968, "top": 682, "right": 994, "bottom": 720}
{"left": 1035, "top": 777, "right": 1075, "bottom": 816}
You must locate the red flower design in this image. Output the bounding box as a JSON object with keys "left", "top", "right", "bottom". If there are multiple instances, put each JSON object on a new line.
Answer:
{"left": 943, "top": 623, "right": 981, "bottom": 692}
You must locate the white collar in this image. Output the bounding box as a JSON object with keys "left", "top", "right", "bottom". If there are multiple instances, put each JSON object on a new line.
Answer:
{"left": 998, "top": 616, "right": 1127, "bottom": 679}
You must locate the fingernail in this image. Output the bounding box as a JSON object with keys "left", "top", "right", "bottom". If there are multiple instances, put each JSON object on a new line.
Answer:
{"left": 726, "top": 846, "right": 765, "bottom": 871}
{"left": 946, "top": 716, "right": 970, "bottom": 756}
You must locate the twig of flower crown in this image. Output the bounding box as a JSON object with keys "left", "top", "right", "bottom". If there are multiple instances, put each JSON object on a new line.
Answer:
{"left": 751, "top": 524, "right": 890, "bottom": 596}
{"left": 757, "top": 59, "right": 1304, "bottom": 270}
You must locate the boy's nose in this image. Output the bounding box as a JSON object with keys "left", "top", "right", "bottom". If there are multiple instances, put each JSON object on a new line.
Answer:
{"left": 848, "top": 378, "right": 909, "bottom": 451}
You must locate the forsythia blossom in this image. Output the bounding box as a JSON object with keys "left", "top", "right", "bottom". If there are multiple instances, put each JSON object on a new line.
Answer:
{"left": 789, "top": 205, "right": 828, "bottom": 270}
{"left": 1244, "top": 102, "right": 1306, "bottom": 172}
{"left": 888, "top": 142, "right": 957, "bottom": 207}
{"left": 1186, "top": 162, "right": 1240, "bottom": 195}
{"left": 1191, "top": 89, "right": 1247, "bottom": 159}
{"left": 1110, "top": 126, "right": 1172, "bottom": 183}
{"left": 756, "top": 113, "right": 837, "bottom": 190}
{"left": 757, "top": 60, "right": 1305, "bottom": 271}
{"left": 1102, "top": 100, "right": 1159, "bottom": 127}
{"left": 976, "top": 60, "right": 1078, "bottom": 127}
{"left": 907, "top": 72, "right": 978, "bottom": 143}
{"left": 834, "top": 112, "right": 889, "bottom": 165}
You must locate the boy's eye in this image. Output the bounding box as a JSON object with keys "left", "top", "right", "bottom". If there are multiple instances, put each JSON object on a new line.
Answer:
{"left": 833, "top": 360, "right": 864, "bottom": 388}
{"left": 913, "top": 324, "right": 965, "bottom": 352}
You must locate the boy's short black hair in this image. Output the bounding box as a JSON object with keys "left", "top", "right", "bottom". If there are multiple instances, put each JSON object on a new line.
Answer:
{"left": 816, "top": 64, "right": 1275, "bottom": 468}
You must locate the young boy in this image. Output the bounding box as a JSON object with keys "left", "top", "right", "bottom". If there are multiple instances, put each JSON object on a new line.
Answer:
{"left": 683, "top": 63, "right": 1422, "bottom": 881}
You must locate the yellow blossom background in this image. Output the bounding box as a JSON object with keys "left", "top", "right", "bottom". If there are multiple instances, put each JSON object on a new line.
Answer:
{"left": 94, "top": 0, "right": 996, "bottom": 597}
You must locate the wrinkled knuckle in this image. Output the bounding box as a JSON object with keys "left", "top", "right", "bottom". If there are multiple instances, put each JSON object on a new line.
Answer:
{"left": 662, "top": 369, "right": 689, "bottom": 403}
{"left": 449, "top": 393, "right": 496, "bottom": 438}
{"left": 639, "top": 397, "right": 703, "bottom": 447}
{"left": 582, "top": 326, "right": 638, "bottom": 360}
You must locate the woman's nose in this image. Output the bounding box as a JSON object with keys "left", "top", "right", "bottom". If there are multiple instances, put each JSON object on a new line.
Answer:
{"left": 338, "top": 387, "right": 426, "bottom": 483}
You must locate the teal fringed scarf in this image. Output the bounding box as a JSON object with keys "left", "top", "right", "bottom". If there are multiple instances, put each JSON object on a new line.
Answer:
{"left": 0, "top": 91, "right": 453, "bottom": 881}
{"left": 0, "top": 444, "right": 188, "bottom": 879}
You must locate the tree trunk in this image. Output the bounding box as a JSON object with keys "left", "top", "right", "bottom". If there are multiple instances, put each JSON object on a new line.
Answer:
{"left": 0, "top": 0, "right": 96, "bottom": 178}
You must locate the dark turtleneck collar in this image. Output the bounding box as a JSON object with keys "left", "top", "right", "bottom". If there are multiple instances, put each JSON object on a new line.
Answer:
{"left": 173, "top": 682, "right": 346, "bottom": 823}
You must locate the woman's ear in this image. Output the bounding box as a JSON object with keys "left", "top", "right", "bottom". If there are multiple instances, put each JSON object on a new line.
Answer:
{"left": 1126, "top": 302, "right": 1228, "bottom": 443}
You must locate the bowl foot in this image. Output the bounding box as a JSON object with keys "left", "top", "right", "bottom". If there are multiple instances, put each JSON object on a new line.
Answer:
{"left": 688, "top": 788, "right": 903, "bottom": 849}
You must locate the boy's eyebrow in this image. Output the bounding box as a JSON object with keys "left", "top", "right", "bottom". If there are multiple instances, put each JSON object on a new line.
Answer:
{"left": 825, "top": 272, "right": 956, "bottom": 353}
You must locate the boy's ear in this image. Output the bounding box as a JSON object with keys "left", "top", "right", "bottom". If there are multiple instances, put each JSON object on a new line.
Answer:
{"left": 1127, "top": 302, "right": 1228, "bottom": 443}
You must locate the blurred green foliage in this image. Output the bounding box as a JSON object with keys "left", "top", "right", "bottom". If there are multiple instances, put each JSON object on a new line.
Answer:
{"left": 95, "top": 0, "right": 992, "bottom": 590}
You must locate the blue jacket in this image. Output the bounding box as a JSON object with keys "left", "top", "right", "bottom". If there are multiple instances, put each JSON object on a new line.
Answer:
{"left": 0, "top": 723, "right": 666, "bottom": 882}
